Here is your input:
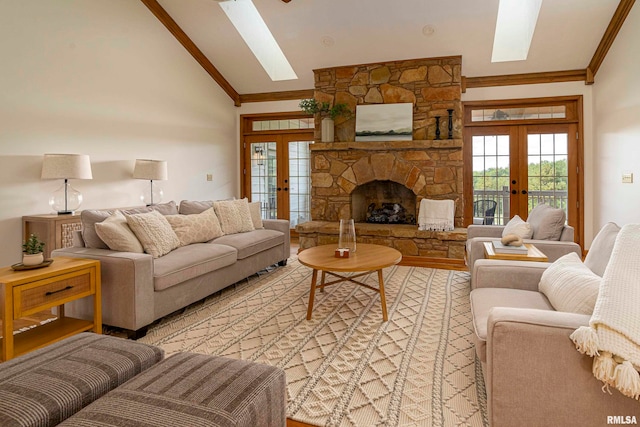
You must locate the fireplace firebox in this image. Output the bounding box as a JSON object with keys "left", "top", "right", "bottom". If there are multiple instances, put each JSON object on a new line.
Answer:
{"left": 351, "top": 180, "right": 417, "bottom": 224}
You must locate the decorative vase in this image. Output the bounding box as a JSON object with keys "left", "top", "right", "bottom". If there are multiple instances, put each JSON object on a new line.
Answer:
{"left": 435, "top": 116, "right": 441, "bottom": 140}
{"left": 338, "top": 219, "right": 356, "bottom": 253}
{"left": 321, "top": 118, "right": 334, "bottom": 143}
{"left": 447, "top": 109, "right": 454, "bottom": 139}
{"left": 23, "top": 253, "right": 44, "bottom": 266}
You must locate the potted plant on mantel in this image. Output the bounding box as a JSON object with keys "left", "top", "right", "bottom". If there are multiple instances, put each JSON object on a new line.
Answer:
{"left": 22, "top": 234, "right": 45, "bottom": 266}
{"left": 299, "top": 99, "right": 352, "bottom": 142}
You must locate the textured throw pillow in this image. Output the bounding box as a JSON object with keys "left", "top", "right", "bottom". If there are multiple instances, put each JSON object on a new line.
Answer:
{"left": 125, "top": 210, "right": 180, "bottom": 258}
{"left": 502, "top": 215, "right": 533, "bottom": 239}
{"left": 249, "top": 202, "right": 264, "bottom": 229}
{"left": 584, "top": 222, "right": 621, "bottom": 277}
{"left": 95, "top": 210, "right": 144, "bottom": 253}
{"left": 165, "top": 208, "right": 224, "bottom": 246}
{"left": 527, "top": 204, "right": 566, "bottom": 240}
{"left": 213, "top": 198, "right": 255, "bottom": 234}
{"left": 539, "top": 252, "right": 601, "bottom": 315}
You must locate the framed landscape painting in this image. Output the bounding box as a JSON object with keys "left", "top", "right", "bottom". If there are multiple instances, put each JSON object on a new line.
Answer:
{"left": 355, "top": 103, "right": 413, "bottom": 141}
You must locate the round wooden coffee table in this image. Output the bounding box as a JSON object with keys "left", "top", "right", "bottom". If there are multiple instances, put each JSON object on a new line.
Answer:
{"left": 298, "top": 243, "right": 402, "bottom": 321}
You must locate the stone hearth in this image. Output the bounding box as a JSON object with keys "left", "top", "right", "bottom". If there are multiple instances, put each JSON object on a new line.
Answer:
{"left": 297, "top": 221, "right": 467, "bottom": 259}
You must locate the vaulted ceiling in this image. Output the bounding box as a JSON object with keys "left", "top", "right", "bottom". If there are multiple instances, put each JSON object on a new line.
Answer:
{"left": 145, "top": 0, "right": 634, "bottom": 104}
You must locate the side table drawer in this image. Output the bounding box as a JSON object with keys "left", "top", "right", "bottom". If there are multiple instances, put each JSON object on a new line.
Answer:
{"left": 13, "top": 269, "right": 95, "bottom": 318}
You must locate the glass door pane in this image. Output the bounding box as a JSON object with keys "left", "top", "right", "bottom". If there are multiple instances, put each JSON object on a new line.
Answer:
{"left": 471, "top": 134, "right": 510, "bottom": 225}
{"left": 288, "top": 140, "right": 311, "bottom": 227}
{"left": 526, "top": 132, "right": 569, "bottom": 219}
{"left": 250, "top": 141, "right": 277, "bottom": 219}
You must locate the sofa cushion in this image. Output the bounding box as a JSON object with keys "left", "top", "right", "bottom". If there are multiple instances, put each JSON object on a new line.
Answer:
{"left": 584, "top": 222, "right": 621, "bottom": 277}
{"left": 125, "top": 210, "right": 181, "bottom": 259}
{"left": 58, "top": 353, "right": 286, "bottom": 427}
{"left": 212, "top": 229, "right": 284, "bottom": 260}
{"left": 94, "top": 210, "right": 144, "bottom": 253}
{"left": 178, "top": 199, "right": 214, "bottom": 215}
{"left": 0, "top": 333, "right": 163, "bottom": 427}
{"left": 527, "top": 204, "right": 566, "bottom": 240}
{"left": 165, "top": 208, "right": 224, "bottom": 246}
{"left": 153, "top": 243, "right": 237, "bottom": 291}
{"left": 213, "top": 198, "right": 255, "bottom": 234}
{"left": 502, "top": 215, "right": 533, "bottom": 239}
{"left": 249, "top": 201, "right": 264, "bottom": 229}
{"left": 81, "top": 202, "right": 178, "bottom": 249}
{"left": 470, "top": 288, "right": 554, "bottom": 362}
{"left": 539, "top": 252, "right": 601, "bottom": 315}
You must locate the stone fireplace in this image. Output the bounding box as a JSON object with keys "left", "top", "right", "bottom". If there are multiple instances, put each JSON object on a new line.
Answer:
{"left": 296, "top": 56, "right": 467, "bottom": 261}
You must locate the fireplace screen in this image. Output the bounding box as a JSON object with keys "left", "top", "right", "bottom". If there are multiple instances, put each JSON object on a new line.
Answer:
{"left": 351, "top": 181, "right": 417, "bottom": 224}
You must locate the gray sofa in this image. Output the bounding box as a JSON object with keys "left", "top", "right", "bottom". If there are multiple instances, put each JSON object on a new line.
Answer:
{"left": 469, "top": 222, "right": 638, "bottom": 427}
{"left": 0, "top": 333, "right": 286, "bottom": 427}
{"left": 52, "top": 200, "right": 290, "bottom": 338}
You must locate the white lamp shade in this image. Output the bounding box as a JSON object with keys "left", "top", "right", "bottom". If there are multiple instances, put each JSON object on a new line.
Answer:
{"left": 133, "top": 159, "right": 168, "bottom": 181}
{"left": 41, "top": 154, "right": 93, "bottom": 180}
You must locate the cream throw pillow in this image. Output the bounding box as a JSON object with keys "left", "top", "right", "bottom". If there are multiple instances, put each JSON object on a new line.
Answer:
{"left": 539, "top": 252, "right": 601, "bottom": 315}
{"left": 502, "top": 215, "right": 533, "bottom": 239}
{"left": 94, "top": 210, "right": 144, "bottom": 253}
{"left": 249, "top": 202, "right": 264, "bottom": 229}
{"left": 165, "top": 208, "right": 224, "bottom": 246}
{"left": 213, "top": 198, "right": 255, "bottom": 234}
{"left": 584, "top": 222, "right": 621, "bottom": 277}
{"left": 125, "top": 210, "right": 180, "bottom": 258}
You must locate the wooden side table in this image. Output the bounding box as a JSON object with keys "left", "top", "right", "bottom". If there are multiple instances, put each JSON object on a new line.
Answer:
{"left": 0, "top": 257, "right": 101, "bottom": 361}
{"left": 22, "top": 214, "right": 82, "bottom": 259}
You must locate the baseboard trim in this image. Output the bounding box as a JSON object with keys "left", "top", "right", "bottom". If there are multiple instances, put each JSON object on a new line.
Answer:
{"left": 399, "top": 256, "right": 467, "bottom": 271}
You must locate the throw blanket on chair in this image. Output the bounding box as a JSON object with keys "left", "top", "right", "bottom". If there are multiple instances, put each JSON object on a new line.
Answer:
{"left": 417, "top": 199, "right": 454, "bottom": 231}
{"left": 571, "top": 223, "right": 640, "bottom": 399}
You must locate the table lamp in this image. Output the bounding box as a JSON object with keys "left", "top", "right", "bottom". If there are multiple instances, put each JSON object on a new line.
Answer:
{"left": 133, "top": 159, "right": 168, "bottom": 206}
{"left": 41, "top": 154, "right": 93, "bottom": 215}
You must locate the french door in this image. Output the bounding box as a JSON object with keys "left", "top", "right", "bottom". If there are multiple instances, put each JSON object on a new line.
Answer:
{"left": 242, "top": 133, "right": 313, "bottom": 229}
{"left": 468, "top": 123, "right": 577, "bottom": 223}
{"left": 468, "top": 125, "right": 580, "bottom": 237}
{"left": 464, "top": 96, "right": 584, "bottom": 246}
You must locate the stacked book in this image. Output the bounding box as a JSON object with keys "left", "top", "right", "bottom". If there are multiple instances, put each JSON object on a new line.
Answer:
{"left": 492, "top": 241, "right": 528, "bottom": 254}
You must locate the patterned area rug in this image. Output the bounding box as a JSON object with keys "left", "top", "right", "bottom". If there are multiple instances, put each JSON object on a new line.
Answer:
{"left": 139, "top": 258, "right": 488, "bottom": 427}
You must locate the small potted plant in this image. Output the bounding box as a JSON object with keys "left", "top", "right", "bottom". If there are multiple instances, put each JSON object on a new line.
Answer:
{"left": 299, "top": 99, "right": 352, "bottom": 142}
{"left": 22, "top": 234, "right": 45, "bottom": 266}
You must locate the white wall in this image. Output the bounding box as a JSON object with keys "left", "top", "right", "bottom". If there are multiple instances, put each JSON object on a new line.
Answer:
{"left": 0, "top": 0, "right": 237, "bottom": 265}
{"left": 463, "top": 81, "right": 596, "bottom": 246}
{"left": 592, "top": 5, "right": 640, "bottom": 229}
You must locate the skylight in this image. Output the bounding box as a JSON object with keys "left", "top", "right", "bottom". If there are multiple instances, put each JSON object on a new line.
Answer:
{"left": 491, "top": 0, "right": 542, "bottom": 62}
{"left": 218, "top": 0, "right": 298, "bottom": 81}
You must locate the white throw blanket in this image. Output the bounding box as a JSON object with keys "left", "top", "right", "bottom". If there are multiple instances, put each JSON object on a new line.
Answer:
{"left": 417, "top": 199, "right": 454, "bottom": 231}
{"left": 571, "top": 223, "right": 640, "bottom": 399}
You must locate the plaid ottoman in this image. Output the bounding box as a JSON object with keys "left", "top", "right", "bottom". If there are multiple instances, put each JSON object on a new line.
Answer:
{"left": 0, "top": 333, "right": 164, "bottom": 427}
{"left": 59, "top": 352, "right": 287, "bottom": 427}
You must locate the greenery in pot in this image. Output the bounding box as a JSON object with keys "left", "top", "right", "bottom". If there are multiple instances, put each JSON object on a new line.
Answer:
{"left": 299, "top": 99, "right": 352, "bottom": 120}
{"left": 22, "top": 234, "right": 45, "bottom": 255}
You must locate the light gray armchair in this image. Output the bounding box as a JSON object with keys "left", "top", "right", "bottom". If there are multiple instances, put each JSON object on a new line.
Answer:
{"left": 469, "top": 222, "right": 633, "bottom": 427}
{"left": 466, "top": 204, "right": 581, "bottom": 276}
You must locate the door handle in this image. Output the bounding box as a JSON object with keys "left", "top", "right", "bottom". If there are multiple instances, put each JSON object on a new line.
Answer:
{"left": 277, "top": 187, "right": 282, "bottom": 191}
{"left": 511, "top": 190, "right": 517, "bottom": 195}
{"left": 521, "top": 190, "right": 528, "bottom": 195}
{"left": 284, "top": 187, "right": 289, "bottom": 191}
